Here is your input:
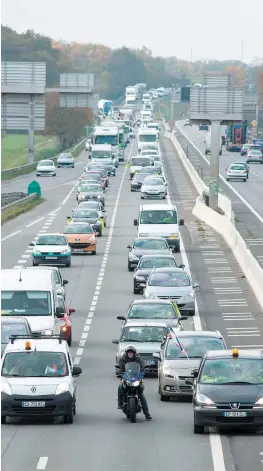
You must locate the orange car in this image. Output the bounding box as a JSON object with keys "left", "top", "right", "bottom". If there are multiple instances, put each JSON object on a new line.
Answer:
{"left": 63, "top": 222, "right": 97, "bottom": 255}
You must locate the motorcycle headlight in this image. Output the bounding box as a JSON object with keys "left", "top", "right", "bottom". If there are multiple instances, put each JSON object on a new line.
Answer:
{"left": 1, "top": 380, "right": 12, "bottom": 395}
{"left": 133, "top": 381, "right": 140, "bottom": 387}
{"left": 196, "top": 393, "right": 215, "bottom": 406}
{"left": 55, "top": 382, "right": 69, "bottom": 395}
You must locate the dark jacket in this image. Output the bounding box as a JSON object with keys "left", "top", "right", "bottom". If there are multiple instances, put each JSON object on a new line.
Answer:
{"left": 118, "top": 353, "right": 145, "bottom": 373}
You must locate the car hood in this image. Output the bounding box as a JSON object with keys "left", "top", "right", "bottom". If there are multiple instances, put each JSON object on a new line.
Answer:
{"left": 34, "top": 244, "right": 69, "bottom": 253}
{"left": 165, "top": 358, "right": 201, "bottom": 373}
{"left": 4, "top": 376, "right": 69, "bottom": 396}
{"left": 138, "top": 224, "right": 179, "bottom": 236}
{"left": 198, "top": 383, "right": 263, "bottom": 403}
{"left": 132, "top": 249, "right": 171, "bottom": 258}
{"left": 57, "top": 158, "right": 73, "bottom": 163}
{"left": 22, "top": 315, "right": 55, "bottom": 332}
{"left": 80, "top": 191, "right": 104, "bottom": 197}
{"left": 119, "top": 342, "right": 162, "bottom": 354}
{"left": 147, "top": 286, "right": 192, "bottom": 297}
{"left": 37, "top": 165, "right": 54, "bottom": 171}
{"left": 135, "top": 268, "right": 152, "bottom": 277}
{"left": 141, "top": 185, "right": 165, "bottom": 191}
{"left": 72, "top": 217, "right": 99, "bottom": 224}
{"left": 65, "top": 233, "right": 95, "bottom": 241}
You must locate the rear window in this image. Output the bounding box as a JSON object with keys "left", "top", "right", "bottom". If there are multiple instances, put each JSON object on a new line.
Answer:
{"left": 133, "top": 239, "right": 168, "bottom": 250}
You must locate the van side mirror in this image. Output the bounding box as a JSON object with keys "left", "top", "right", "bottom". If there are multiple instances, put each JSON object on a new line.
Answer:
{"left": 127, "top": 245, "right": 132, "bottom": 249}
{"left": 63, "top": 280, "right": 68, "bottom": 285}
{"left": 179, "top": 219, "right": 184, "bottom": 226}
{"left": 29, "top": 242, "right": 35, "bottom": 246}
{"left": 72, "top": 366, "right": 82, "bottom": 376}
{"left": 112, "top": 339, "right": 119, "bottom": 344}
{"left": 134, "top": 219, "right": 138, "bottom": 226}
{"left": 117, "top": 316, "right": 126, "bottom": 321}
{"left": 69, "top": 308, "right": 75, "bottom": 314}
{"left": 55, "top": 306, "right": 64, "bottom": 318}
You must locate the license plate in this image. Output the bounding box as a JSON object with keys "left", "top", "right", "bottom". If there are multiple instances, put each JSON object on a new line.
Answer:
{"left": 223, "top": 411, "right": 247, "bottom": 417}
{"left": 22, "top": 401, "right": 45, "bottom": 407}
{"left": 46, "top": 256, "right": 57, "bottom": 259}
{"left": 73, "top": 249, "right": 82, "bottom": 252}
{"left": 145, "top": 360, "right": 155, "bottom": 365}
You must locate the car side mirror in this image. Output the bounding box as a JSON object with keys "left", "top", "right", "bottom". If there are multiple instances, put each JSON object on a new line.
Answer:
{"left": 29, "top": 242, "right": 35, "bottom": 246}
{"left": 63, "top": 280, "right": 68, "bottom": 285}
{"left": 115, "top": 364, "right": 121, "bottom": 369}
{"left": 72, "top": 366, "right": 82, "bottom": 376}
{"left": 178, "top": 264, "right": 185, "bottom": 269}
{"left": 179, "top": 219, "right": 184, "bottom": 226}
{"left": 127, "top": 245, "right": 132, "bottom": 249}
{"left": 55, "top": 306, "right": 64, "bottom": 318}
{"left": 180, "top": 316, "right": 188, "bottom": 320}
{"left": 117, "top": 316, "right": 126, "bottom": 321}
{"left": 112, "top": 339, "right": 119, "bottom": 344}
{"left": 102, "top": 208, "right": 106, "bottom": 212}
{"left": 134, "top": 219, "right": 138, "bottom": 226}
{"left": 153, "top": 352, "right": 161, "bottom": 361}
{"left": 193, "top": 283, "right": 199, "bottom": 289}
{"left": 69, "top": 308, "right": 75, "bottom": 314}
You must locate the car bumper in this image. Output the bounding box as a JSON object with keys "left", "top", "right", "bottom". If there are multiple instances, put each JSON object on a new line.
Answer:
{"left": 57, "top": 162, "right": 74, "bottom": 167}
{"left": 69, "top": 244, "right": 96, "bottom": 253}
{"left": 1, "top": 392, "right": 73, "bottom": 418}
{"left": 36, "top": 171, "right": 55, "bottom": 176}
{"left": 141, "top": 193, "right": 166, "bottom": 199}
{"left": 226, "top": 175, "right": 247, "bottom": 180}
{"left": 32, "top": 255, "right": 71, "bottom": 265}
{"left": 160, "top": 376, "right": 193, "bottom": 396}
{"left": 194, "top": 407, "right": 263, "bottom": 428}
{"left": 128, "top": 259, "right": 139, "bottom": 268}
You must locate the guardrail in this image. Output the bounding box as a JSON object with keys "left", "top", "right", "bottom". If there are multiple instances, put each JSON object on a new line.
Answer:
{"left": 1, "top": 135, "right": 89, "bottom": 181}
{"left": 1, "top": 192, "right": 28, "bottom": 207}
{"left": 1, "top": 193, "right": 38, "bottom": 215}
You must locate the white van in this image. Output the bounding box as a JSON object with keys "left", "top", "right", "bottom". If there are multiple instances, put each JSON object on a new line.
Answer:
{"left": 133, "top": 204, "right": 184, "bottom": 252}
{"left": 138, "top": 129, "right": 158, "bottom": 152}
{"left": 91, "top": 144, "right": 113, "bottom": 164}
{"left": 1, "top": 269, "right": 63, "bottom": 335}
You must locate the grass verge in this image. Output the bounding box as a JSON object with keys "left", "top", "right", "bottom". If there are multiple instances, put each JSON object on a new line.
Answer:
{"left": 1, "top": 134, "right": 58, "bottom": 169}
{"left": 1, "top": 197, "right": 44, "bottom": 225}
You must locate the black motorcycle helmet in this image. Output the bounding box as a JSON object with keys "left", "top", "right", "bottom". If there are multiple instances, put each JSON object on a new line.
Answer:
{"left": 125, "top": 345, "right": 137, "bottom": 359}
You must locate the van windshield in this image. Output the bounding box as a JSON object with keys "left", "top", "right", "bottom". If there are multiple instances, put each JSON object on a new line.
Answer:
{"left": 95, "top": 136, "right": 117, "bottom": 146}
{"left": 139, "top": 135, "right": 157, "bottom": 143}
{"left": 140, "top": 210, "right": 177, "bottom": 224}
{"left": 1, "top": 291, "right": 52, "bottom": 316}
{"left": 92, "top": 151, "right": 111, "bottom": 158}
{"left": 2, "top": 352, "right": 69, "bottom": 377}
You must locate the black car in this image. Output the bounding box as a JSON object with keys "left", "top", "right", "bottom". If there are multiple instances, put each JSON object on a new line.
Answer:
{"left": 70, "top": 209, "right": 102, "bottom": 236}
{"left": 1, "top": 317, "right": 32, "bottom": 356}
{"left": 130, "top": 173, "right": 147, "bottom": 192}
{"left": 127, "top": 237, "right": 172, "bottom": 271}
{"left": 133, "top": 254, "right": 184, "bottom": 293}
{"left": 188, "top": 349, "right": 263, "bottom": 434}
{"left": 199, "top": 124, "right": 209, "bottom": 131}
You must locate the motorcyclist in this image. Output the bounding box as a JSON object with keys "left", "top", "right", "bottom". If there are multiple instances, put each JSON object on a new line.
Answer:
{"left": 117, "top": 345, "right": 152, "bottom": 420}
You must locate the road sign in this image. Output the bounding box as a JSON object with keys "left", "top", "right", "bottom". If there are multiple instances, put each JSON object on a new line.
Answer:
{"left": 251, "top": 120, "right": 258, "bottom": 127}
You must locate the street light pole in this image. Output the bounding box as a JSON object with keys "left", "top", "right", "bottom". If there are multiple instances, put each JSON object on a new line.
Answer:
{"left": 209, "top": 121, "right": 221, "bottom": 210}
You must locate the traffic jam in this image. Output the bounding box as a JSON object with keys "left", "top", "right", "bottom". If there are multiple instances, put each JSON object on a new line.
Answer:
{"left": 1, "top": 86, "right": 263, "bottom": 432}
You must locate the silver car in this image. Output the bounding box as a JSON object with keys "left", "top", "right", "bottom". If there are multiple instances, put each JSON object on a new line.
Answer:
{"left": 36, "top": 159, "right": 56, "bottom": 177}
{"left": 226, "top": 163, "right": 248, "bottom": 181}
{"left": 76, "top": 201, "right": 107, "bottom": 226}
{"left": 154, "top": 331, "right": 227, "bottom": 400}
{"left": 141, "top": 177, "right": 166, "bottom": 199}
{"left": 144, "top": 267, "right": 199, "bottom": 316}
{"left": 112, "top": 321, "right": 169, "bottom": 375}
{"left": 57, "top": 153, "right": 74, "bottom": 168}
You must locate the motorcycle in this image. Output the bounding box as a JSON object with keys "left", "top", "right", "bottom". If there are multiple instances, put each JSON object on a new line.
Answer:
{"left": 115, "top": 361, "right": 144, "bottom": 423}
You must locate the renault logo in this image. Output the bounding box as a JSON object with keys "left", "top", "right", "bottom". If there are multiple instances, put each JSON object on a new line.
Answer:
{"left": 31, "top": 386, "right": 36, "bottom": 393}
{"left": 230, "top": 403, "right": 240, "bottom": 409}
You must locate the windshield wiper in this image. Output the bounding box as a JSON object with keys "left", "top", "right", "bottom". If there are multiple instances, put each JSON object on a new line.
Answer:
{"left": 122, "top": 339, "right": 142, "bottom": 343}
{"left": 220, "top": 381, "right": 254, "bottom": 385}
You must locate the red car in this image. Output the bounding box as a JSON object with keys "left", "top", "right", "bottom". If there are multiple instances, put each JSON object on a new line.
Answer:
{"left": 57, "top": 295, "right": 75, "bottom": 346}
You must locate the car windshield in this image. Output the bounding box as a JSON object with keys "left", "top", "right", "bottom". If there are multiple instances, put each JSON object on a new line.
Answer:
{"left": 128, "top": 303, "right": 177, "bottom": 319}
{"left": 72, "top": 210, "right": 98, "bottom": 219}
{"left": 64, "top": 224, "right": 93, "bottom": 234}
{"left": 131, "top": 158, "right": 151, "bottom": 166}
{"left": 59, "top": 154, "right": 72, "bottom": 159}
{"left": 36, "top": 235, "right": 67, "bottom": 246}
{"left": 133, "top": 239, "right": 168, "bottom": 250}
{"left": 140, "top": 210, "right": 177, "bottom": 224}
{"left": 149, "top": 271, "right": 190, "bottom": 287}
{"left": 78, "top": 202, "right": 100, "bottom": 210}
{"left": 121, "top": 326, "right": 167, "bottom": 343}
{"left": 39, "top": 161, "right": 53, "bottom": 167}
{"left": 2, "top": 352, "right": 69, "bottom": 377}
{"left": 200, "top": 358, "right": 263, "bottom": 385}
{"left": 1, "top": 323, "right": 29, "bottom": 344}
{"left": 230, "top": 165, "right": 245, "bottom": 170}
{"left": 1, "top": 291, "right": 52, "bottom": 316}
{"left": 81, "top": 185, "right": 101, "bottom": 192}
{"left": 144, "top": 179, "right": 163, "bottom": 186}
{"left": 165, "top": 337, "right": 225, "bottom": 359}
{"left": 139, "top": 257, "right": 176, "bottom": 269}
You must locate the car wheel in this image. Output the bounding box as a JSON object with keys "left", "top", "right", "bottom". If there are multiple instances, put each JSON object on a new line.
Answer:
{"left": 160, "top": 391, "right": 170, "bottom": 401}
{"left": 32, "top": 260, "right": 38, "bottom": 266}
{"left": 128, "top": 263, "right": 133, "bottom": 272}
{"left": 53, "top": 173, "right": 56, "bottom": 176}
{"left": 226, "top": 177, "right": 229, "bottom": 181}
{"left": 1, "top": 416, "right": 6, "bottom": 424}
{"left": 141, "top": 196, "right": 144, "bottom": 199}
{"left": 67, "top": 332, "right": 72, "bottom": 347}
{"left": 133, "top": 285, "right": 140, "bottom": 294}
{"left": 174, "top": 245, "right": 180, "bottom": 253}
{"left": 188, "top": 310, "right": 195, "bottom": 316}
{"left": 92, "top": 250, "right": 96, "bottom": 255}
{"left": 194, "top": 423, "right": 204, "bottom": 434}
{"left": 64, "top": 401, "right": 74, "bottom": 424}
{"left": 65, "top": 260, "right": 71, "bottom": 267}
{"left": 243, "top": 178, "right": 247, "bottom": 181}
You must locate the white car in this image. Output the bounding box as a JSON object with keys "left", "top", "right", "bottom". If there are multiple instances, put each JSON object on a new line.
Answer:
{"left": 30, "top": 233, "right": 72, "bottom": 267}
{"left": 141, "top": 177, "right": 166, "bottom": 200}
{"left": 183, "top": 119, "right": 192, "bottom": 126}
{"left": 36, "top": 160, "right": 56, "bottom": 177}
{"left": 226, "top": 163, "right": 248, "bottom": 181}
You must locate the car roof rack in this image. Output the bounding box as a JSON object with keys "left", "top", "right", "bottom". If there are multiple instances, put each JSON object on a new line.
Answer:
{"left": 9, "top": 334, "right": 64, "bottom": 344}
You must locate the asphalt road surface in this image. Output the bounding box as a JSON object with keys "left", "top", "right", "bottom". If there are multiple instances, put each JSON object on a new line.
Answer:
{"left": 1, "top": 128, "right": 263, "bottom": 471}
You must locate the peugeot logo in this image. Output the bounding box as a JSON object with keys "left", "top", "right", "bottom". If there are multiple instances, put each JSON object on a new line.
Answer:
{"left": 230, "top": 402, "right": 240, "bottom": 409}
{"left": 75, "top": 238, "right": 80, "bottom": 242}
{"left": 31, "top": 386, "right": 36, "bottom": 393}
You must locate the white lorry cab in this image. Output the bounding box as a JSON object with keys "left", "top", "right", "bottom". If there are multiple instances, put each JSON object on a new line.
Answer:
{"left": 93, "top": 126, "right": 120, "bottom": 163}
{"left": 138, "top": 129, "right": 158, "bottom": 152}
{"left": 1, "top": 269, "right": 63, "bottom": 335}
{"left": 133, "top": 204, "right": 184, "bottom": 252}
{"left": 140, "top": 110, "right": 152, "bottom": 123}
{"left": 147, "top": 122, "right": 160, "bottom": 136}
{"left": 91, "top": 144, "right": 113, "bottom": 165}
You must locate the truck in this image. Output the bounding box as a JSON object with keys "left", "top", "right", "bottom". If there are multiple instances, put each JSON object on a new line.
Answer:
{"left": 98, "top": 100, "right": 113, "bottom": 116}
{"left": 138, "top": 129, "right": 158, "bottom": 152}
{"left": 92, "top": 126, "right": 120, "bottom": 163}
{"left": 226, "top": 122, "right": 247, "bottom": 152}
{"left": 125, "top": 86, "right": 137, "bottom": 104}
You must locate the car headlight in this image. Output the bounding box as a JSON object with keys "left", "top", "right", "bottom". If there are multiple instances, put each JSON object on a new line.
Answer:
{"left": 55, "top": 382, "right": 69, "bottom": 395}
{"left": 129, "top": 252, "right": 139, "bottom": 261}
{"left": 255, "top": 397, "right": 263, "bottom": 407}
{"left": 134, "top": 275, "right": 145, "bottom": 281}
{"left": 33, "top": 249, "right": 41, "bottom": 255}
{"left": 1, "top": 380, "right": 12, "bottom": 395}
{"left": 196, "top": 393, "right": 215, "bottom": 406}
{"left": 180, "top": 293, "right": 195, "bottom": 302}
{"left": 61, "top": 249, "right": 69, "bottom": 254}
{"left": 162, "top": 365, "right": 176, "bottom": 378}
{"left": 145, "top": 292, "right": 155, "bottom": 299}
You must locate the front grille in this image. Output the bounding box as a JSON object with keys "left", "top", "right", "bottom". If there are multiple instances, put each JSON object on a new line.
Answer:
{"left": 41, "top": 252, "right": 62, "bottom": 256}
{"left": 70, "top": 243, "right": 91, "bottom": 249}
{"left": 216, "top": 403, "right": 254, "bottom": 410}
{"left": 11, "top": 405, "right": 56, "bottom": 415}
{"left": 215, "top": 417, "right": 253, "bottom": 424}
{"left": 158, "top": 296, "right": 181, "bottom": 301}
{"left": 179, "top": 386, "right": 192, "bottom": 392}
{"left": 178, "top": 376, "right": 193, "bottom": 381}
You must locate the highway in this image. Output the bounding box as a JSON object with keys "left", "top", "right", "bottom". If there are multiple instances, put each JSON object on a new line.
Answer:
{"left": 176, "top": 121, "right": 263, "bottom": 270}
{"left": 1, "top": 127, "right": 263, "bottom": 471}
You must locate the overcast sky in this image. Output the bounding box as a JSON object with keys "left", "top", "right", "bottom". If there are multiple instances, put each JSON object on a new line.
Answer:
{"left": 1, "top": 0, "right": 263, "bottom": 63}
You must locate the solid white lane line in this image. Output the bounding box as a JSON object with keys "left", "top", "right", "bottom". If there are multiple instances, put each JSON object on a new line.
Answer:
{"left": 37, "top": 457, "right": 48, "bottom": 470}
{"left": 1, "top": 230, "right": 22, "bottom": 242}
{"left": 48, "top": 207, "right": 61, "bottom": 215}
{"left": 25, "top": 217, "right": 44, "bottom": 228}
